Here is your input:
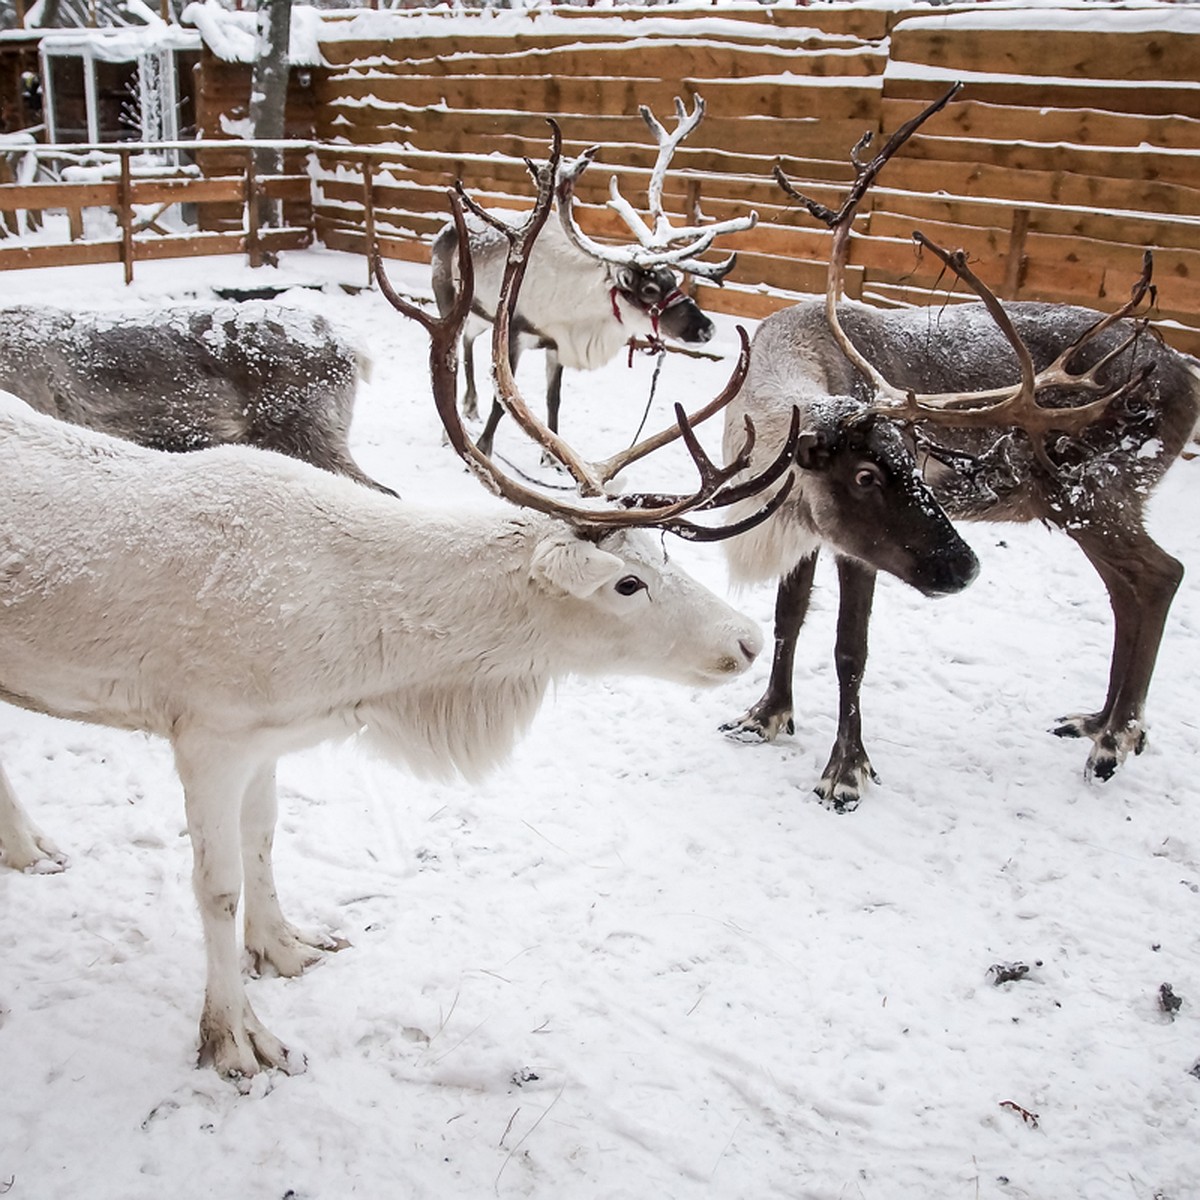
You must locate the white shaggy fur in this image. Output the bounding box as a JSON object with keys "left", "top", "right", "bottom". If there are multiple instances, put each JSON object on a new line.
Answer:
{"left": 0, "top": 392, "right": 762, "bottom": 1078}
{"left": 448, "top": 218, "right": 658, "bottom": 373}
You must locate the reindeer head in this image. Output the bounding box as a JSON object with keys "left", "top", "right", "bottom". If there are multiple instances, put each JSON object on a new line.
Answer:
{"left": 555, "top": 96, "right": 756, "bottom": 350}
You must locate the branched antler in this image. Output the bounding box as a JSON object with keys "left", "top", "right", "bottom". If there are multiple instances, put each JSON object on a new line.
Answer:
{"left": 775, "top": 82, "right": 1159, "bottom": 446}
{"left": 556, "top": 95, "right": 758, "bottom": 282}
{"left": 377, "top": 125, "right": 797, "bottom": 541}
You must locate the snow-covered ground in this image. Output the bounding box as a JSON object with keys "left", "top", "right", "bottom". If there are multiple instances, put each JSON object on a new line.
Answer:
{"left": 1, "top": 250, "right": 1197, "bottom": 1200}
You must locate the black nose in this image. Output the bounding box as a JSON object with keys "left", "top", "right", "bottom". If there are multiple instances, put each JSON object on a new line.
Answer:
{"left": 920, "top": 545, "right": 981, "bottom": 597}
{"left": 661, "top": 304, "right": 714, "bottom": 345}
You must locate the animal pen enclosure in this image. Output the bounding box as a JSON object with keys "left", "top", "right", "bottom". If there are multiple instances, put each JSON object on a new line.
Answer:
{"left": 1, "top": 1, "right": 1198, "bottom": 355}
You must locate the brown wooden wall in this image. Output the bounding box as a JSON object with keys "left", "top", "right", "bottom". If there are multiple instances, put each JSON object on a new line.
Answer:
{"left": 194, "top": 46, "right": 317, "bottom": 231}
{"left": 308, "top": 2, "right": 1200, "bottom": 355}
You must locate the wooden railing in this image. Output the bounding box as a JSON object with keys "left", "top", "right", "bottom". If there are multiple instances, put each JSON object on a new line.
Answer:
{"left": 0, "top": 139, "right": 313, "bottom": 282}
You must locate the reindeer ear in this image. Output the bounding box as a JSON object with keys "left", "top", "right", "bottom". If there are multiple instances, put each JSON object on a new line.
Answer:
{"left": 531, "top": 532, "right": 624, "bottom": 597}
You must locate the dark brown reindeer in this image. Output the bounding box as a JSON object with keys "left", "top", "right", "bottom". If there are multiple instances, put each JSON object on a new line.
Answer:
{"left": 720, "top": 85, "right": 1200, "bottom": 808}
{"left": 430, "top": 96, "right": 756, "bottom": 457}
{"left": 0, "top": 301, "right": 393, "bottom": 495}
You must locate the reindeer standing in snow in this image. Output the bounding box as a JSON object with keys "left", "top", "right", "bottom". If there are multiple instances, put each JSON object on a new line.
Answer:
{"left": 0, "top": 129, "right": 795, "bottom": 1079}
{"left": 718, "top": 86, "right": 1200, "bottom": 807}
{"left": 431, "top": 96, "right": 757, "bottom": 456}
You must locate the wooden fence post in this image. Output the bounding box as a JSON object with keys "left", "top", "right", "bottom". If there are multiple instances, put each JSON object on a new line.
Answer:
{"left": 117, "top": 148, "right": 134, "bottom": 285}
{"left": 245, "top": 145, "right": 262, "bottom": 268}
{"left": 361, "top": 154, "right": 377, "bottom": 287}
{"left": 1003, "top": 208, "right": 1030, "bottom": 300}
{"left": 683, "top": 176, "right": 702, "bottom": 298}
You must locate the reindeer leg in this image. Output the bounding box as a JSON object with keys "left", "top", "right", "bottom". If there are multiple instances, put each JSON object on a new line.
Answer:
{"left": 475, "top": 329, "right": 526, "bottom": 458}
{"left": 541, "top": 350, "right": 566, "bottom": 470}
{"left": 815, "top": 557, "right": 880, "bottom": 812}
{"left": 721, "top": 553, "right": 817, "bottom": 742}
{"left": 174, "top": 732, "right": 303, "bottom": 1082}
{"left": 461, "top": 333, "right": 480, "bottom": 422}
{"left": 1053, "top": 520, "right": 1184, "bottom": 780}
{"left": 0, "top": 760, "right": 66, "bottom": 873}
{"left": 242, "top": 763, "right": 348, "bottom": 977}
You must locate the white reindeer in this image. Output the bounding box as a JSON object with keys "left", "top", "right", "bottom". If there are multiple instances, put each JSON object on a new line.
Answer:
{"left": 430, "top": 96, "right": 757, "bottom": 455}
{"left": 0, "top": 147, "right": 793, "bottom": 1078}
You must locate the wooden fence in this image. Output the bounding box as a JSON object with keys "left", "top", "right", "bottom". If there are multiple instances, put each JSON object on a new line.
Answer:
{"left": 309, "top": 2, "right": 1200, "bottom": 355}
{"left": 2, "top": 3, "right": 1197, "bottom": 356}
{"left": 0, "top": 141, "right": 311, "bottom": 282}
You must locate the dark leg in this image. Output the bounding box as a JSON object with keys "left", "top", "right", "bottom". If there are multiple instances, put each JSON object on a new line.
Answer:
{"left": 474, "top": 328, "right": 525, "bottom": 457}
{"left": 541, "top": 351, "right": 566, "bottom": 469}
{"left": 1053, "top": 518, "right": 1183, "bottom": 780}
{"left": 461, "top": 334, "right": 480, "bottom": 421}
{"left": 475, "top": 400, "right": 504, "bottom": 458}
{"left": 546, "top": 351, "right": 564, "bottom": 434}
{"left": 815, "top": 556, "right": 879, "bottom": 812}
{"left": 721, "top": 553, "right": 818, "bottom": 742}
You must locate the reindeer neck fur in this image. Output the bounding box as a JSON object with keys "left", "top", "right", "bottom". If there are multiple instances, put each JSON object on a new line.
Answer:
{"left": 0, "top": 397, "right": 625, "bottom": 782}
{"left": 721, "top": 308, "right": 868, "bottom": 583}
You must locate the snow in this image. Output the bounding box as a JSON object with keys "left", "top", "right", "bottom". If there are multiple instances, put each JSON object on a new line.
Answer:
{"left": 181, "top": 0, "right": 327, "bottom": 67}
{"left": 1, "top": 248, "right": 1198, "bottom": 1200}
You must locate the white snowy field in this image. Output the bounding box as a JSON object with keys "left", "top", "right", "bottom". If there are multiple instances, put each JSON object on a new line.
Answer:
{"left": 0, "top": 250, "right": 1197, "bottom": 1200}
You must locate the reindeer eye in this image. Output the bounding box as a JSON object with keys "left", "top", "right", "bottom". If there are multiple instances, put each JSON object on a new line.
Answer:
{"left": 854, "top": 465, "right": 884, "bottom": 489}
{"left": 614, "top": 575, "right": 647, "bottom": 597}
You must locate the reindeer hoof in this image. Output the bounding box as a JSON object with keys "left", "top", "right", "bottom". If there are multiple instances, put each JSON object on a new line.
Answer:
{"left": 719, "top": 710, "right": 793, "bottom": 743}
{"left": 814, "top": 758, "right": 878, "bottom": 812}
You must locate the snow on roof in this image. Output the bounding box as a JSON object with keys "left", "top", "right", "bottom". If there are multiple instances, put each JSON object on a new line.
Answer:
{"left": 180, "top": 0, "right": 326, "bottom": 68}
{"left": 36, "top": 23, "right": 199, "bottom": 63}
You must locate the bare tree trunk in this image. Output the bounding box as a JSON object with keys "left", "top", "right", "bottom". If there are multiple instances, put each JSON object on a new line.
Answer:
{"left": 247, "top": 0, "right": 292, "bottom": 262}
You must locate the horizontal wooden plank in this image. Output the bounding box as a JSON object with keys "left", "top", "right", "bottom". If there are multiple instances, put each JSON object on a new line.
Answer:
{"left": 870, "top": 190, "right": 1200, "bottom": 253}
{"left": 438, "top": 4, "right": 895, "bottom": 39}
{"left": 691, "top": 282, "right": 799, "bottom": 322}
{"left": 320, "top": 73, "right": 881, "bottom": 122}
{"left": 0, "top": 239, "right": 121, "bottom": 271}
{"left": 898, "top": 131, "right": 1198, "bottom": 189}
{"left": 884, "top": 74, "right": 1196, "bottom": 118}
{"left": 315, "top": 136, "right": 852, "bottom": 194}
{"left": 881, "top": 96, "right": 1200, "bottom": 152}
{"left": 316, "top": 105, "right": 875, "bottom": 161}
{"left": 317, "top": 29, "right": 876, "bottom": 70}
{"left": 130, "top": 177, "right": 244, "bottom": 205}
{"left": 316, "top": 6, "right": 893, "bottom": 65}
{"left": 323, "top": 41, "right": 885, "bottom": 82}
{"left": 875, "top": 155, "right": 1200, "bottom": 220}
{"left": 890, "top": 24, "right": 1200, "bottom": 84}
{"left": 865, "top": 214, "right": 1200, "bottom": 308}
{"left": 723, "top": 248, "right": 860, "bottom": 300}
{"left": 0, "top": 181, "right": 118, "bottom": 210}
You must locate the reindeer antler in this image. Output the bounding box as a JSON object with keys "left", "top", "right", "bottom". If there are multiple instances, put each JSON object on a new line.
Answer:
{"left": 556, "top": 95, "right": 758, "bottom": 283}
{"left": 775, "top": 82, "right": 1158, "bottom": 444}
{"left": 378, "top": 127, "right": 797, "bottom": 542}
